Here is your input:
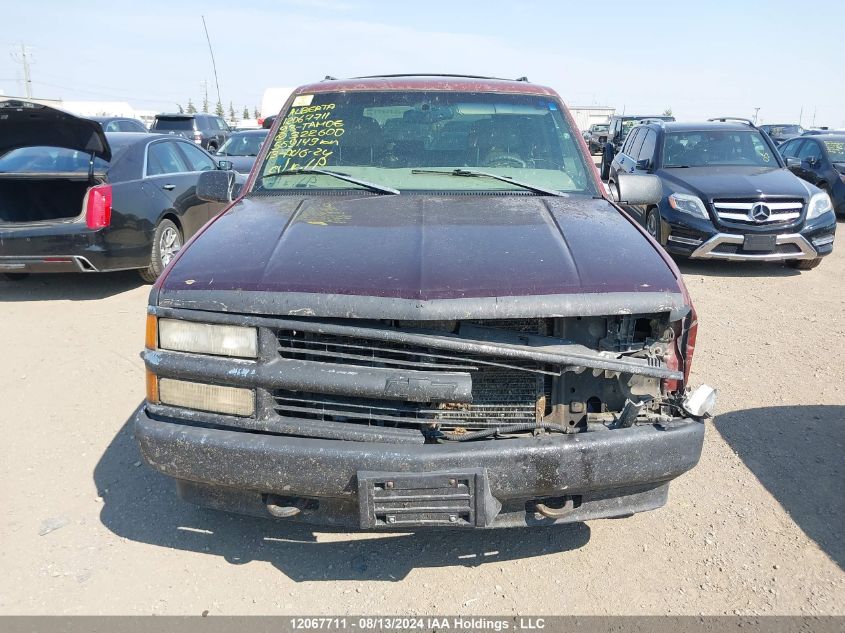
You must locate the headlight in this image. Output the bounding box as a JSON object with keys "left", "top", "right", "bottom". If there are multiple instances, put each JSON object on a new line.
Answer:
{"left": 668, "top": 193, "right": 709, "bottom": 219}
{"left": 807, "top": 191, "right": 833, "bottom": 220}
{"left": 157, "top": 319, "right": 258, "bottom": 358}
{"left": 158, "top": 378, "right": 255, "bottom": 417}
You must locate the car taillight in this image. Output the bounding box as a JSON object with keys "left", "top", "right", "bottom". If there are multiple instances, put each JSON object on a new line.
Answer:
{"left": 85, "top": 184, "right": 112, "bottom": 229}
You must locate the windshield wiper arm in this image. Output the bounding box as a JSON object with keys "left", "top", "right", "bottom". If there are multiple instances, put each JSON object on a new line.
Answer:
{"left": 259, "top": 168, "right": 399, "bottom": 195}
{"left": 411, "top": 169, "right": 565, "bottom": 197}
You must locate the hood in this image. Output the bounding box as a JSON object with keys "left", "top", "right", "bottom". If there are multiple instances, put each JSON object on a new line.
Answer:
{"left": 156, "top": 194, "right": 683, "bottom": 318}
{"left": 0, "top": 100, "right": 110, "bottom": 161}
{"left": 657, "top": 165, "right": 812, "bottom": 200}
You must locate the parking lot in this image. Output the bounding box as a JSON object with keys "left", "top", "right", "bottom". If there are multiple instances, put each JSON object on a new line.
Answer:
{"left": 1, "top": 216, "right": 843, "bottom": 616}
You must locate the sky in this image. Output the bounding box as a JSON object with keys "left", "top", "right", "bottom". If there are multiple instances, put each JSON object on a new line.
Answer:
{"left": 1, "top": 0, "right": 843, "bottom": 127}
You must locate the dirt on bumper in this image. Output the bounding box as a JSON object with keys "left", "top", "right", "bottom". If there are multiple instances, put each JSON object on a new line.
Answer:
{"left": 134, "top": 404, "right": 705, "bottom": 529}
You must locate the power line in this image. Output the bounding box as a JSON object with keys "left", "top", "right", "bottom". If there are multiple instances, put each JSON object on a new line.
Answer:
{"left": 201, "top": 16, "right": 222, "bottom": 107}
{"left": 30, "top": 80, "right": 177, "bottom": 106}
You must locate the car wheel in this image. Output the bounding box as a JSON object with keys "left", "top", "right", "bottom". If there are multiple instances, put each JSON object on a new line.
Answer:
{"left": 645, "top": 208, "right": 662, "bottom": 242}
{"left": 139, "top": 219, "right": 183, "bottom": 283}
{"left": 786, "top": 258, "right": 822, "bottom": 270}
{"left": 1, "top": 272, "right": 29, "bottom": 281}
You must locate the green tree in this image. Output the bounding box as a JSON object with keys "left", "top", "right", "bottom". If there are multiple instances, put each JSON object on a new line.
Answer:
{"left": 242, "top": 106, "right": 249, "bottom": 119}
{"left": 228, "top": 101, "right": 236, "bottom": 121}
{"left": 662, "top": 107, "right": 673, "bottom": 117}
{"left": 177, "top": 104, "right": 184, "bottom": 114}
{"left": 253, "top": 106, "right": 260, "bottom": 119}
{"left": 215, "top": 100, "right": 224, "bottom": 117}
{"left": 186, "top": 99, "right": 197, "bottom": 114}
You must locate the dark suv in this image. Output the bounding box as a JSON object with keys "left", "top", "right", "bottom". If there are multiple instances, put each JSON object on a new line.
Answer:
{"left": 135, "top": 74, "right": 714, "bottom": 530}
{"left": 150, "top": 113, "right": 231, "bottom": 152}
{"left": 779, "top": 134, "right": 845, "bottom": 216}
{"left": 607, "top": 118, "right": 837, "bottom": 269}
{"left": 600, "top": 114, "right": 675, "bottom": 179}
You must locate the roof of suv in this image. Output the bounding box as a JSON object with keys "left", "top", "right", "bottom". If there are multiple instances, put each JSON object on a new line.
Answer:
{"left": 644, "top": 121, "right": 759, "bottom": 133}
{"left": 293, "top": 74, "right": 557, "bottom": 97}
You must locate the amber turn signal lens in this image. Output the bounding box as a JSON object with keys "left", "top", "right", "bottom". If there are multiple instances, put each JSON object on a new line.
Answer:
{"left": 145, "top": 314, "right": 157, "bottom": 349}
{"left": 145, "top": 369, "right": 159, "bottom": 404}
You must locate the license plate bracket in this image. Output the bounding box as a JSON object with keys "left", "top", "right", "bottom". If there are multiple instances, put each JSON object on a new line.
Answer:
{"left": 358, "top": 469, "right": 500, "bottom": 528}
{"left": 744, "top": 234, "right": 777, "bottom": 252}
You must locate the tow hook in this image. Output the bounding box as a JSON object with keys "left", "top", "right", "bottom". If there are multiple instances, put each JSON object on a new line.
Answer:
{"left": 533, "top": 496, "right": 577, "bottom": 520}
{"left": 264, "top": 495, "right": 318, "bottom": 518}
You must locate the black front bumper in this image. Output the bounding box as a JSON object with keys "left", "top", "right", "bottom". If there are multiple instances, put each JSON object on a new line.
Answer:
{"left": 134, "top": 405, "right": 705, "bottom": 529}
{"left": 658, "top": 204, "right": 837, "bottom": 261}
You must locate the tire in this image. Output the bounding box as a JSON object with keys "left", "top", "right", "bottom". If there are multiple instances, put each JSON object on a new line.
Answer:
{"left": 645, "top": 208, "right": 662, "bottom": 242}
{"left": 786, "top": 258, "right": 822, "bottom": 270}
{"left": 139, "top": 219, "right": 183, "bottom": 283}
{"left": 1, "top": 272, "right": 29, "bottom": 281}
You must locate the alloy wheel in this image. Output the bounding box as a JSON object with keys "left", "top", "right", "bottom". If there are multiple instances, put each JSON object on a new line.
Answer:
{"left": 159, "top": 226, "right": 182, "bottom": 266}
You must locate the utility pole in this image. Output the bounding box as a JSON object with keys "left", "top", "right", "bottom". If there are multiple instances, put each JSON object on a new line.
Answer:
{"left": 10, "top": 42, "right": 33, "bottom": 98}
{"left": 200, "top": 79, "right": 209, "bottom": 113}
{"left": 752, "top": 107, "right": 760, "bottom": 124}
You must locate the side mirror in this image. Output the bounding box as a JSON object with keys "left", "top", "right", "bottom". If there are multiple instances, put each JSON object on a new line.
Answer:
{"left": 197, "top": 169, "right": 235, "bottom": 203}
{"left": 217, "top": 159, "right": 233, "bottom": 170}
{"left": 613, "top": 173, "right": 663, "bottom": 206}
{"left": 635, "top": 158, "right": 651, "bottom": 171}
{"left": 786, "top": 157, "right": 800, "bottom": 168}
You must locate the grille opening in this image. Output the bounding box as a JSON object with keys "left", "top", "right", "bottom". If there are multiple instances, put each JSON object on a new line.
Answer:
{"left": 272, "top": 368, "right": 554, "bottom": 431}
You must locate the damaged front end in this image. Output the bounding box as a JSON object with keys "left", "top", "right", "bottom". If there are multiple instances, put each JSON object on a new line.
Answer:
{"left": 143, "top": 308, "right": 709, "bottom": 444}
{"left": 136, "top": 306, "right": 712, "bottom": 528}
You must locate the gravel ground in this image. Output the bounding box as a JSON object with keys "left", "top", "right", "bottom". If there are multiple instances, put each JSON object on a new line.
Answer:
{"left": 1, "top": 221, "right": 843, "bottom": 615}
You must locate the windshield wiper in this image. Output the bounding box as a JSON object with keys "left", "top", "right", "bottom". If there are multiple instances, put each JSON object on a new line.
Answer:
{"left": 665, "top": 165, "right": 692, "bottom": 169}
{"left": 259, "top": 168, "right": 399, "bottom": 195}
{"left": 410, "top": 169, "right": 565, "bottom": 197}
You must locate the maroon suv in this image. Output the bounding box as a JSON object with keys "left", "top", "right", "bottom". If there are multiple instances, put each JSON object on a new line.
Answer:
{"left": 135, "top": 75, "right": 715, "bottom": 530}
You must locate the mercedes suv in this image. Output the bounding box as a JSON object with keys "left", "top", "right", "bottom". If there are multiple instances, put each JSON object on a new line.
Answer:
{"left": 607, "top": 118, "right": 836, "bottom": 269}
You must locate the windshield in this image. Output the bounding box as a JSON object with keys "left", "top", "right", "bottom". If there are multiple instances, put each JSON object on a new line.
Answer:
{"left": 762, "top": 125, "right": 802, "bottom": 137}
{"left": 0, "top": 146, "right": 109, "bottom": 173}
{"left": 253, "top": 90, "right": 595, "bottom": 195}
{"left": 621, "top": 120, "right": 640, "bottom": 136}
{"left": 823, "top": 140, "right": 845, "bottom": 162}
{"left": 593, "top": 124, "right": 608, "bottom": 132}
{"left": 662, "top": 130, "right": 778, "bottom": 168}
{"left": 152, "top": 117, "right": 194, "bottom": 131}
{"left": 219, "top": 131, "right": 268, "bottom": 156}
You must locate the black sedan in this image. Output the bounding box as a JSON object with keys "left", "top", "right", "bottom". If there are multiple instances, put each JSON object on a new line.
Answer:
{"left": 779, "top": 134, "right": 845, "bottom": 216}
{"left": 213, "top": 129, "right": 268, "bottom": 173}
{"left": 0, "top": 100, "right": 234, "bottom": 282}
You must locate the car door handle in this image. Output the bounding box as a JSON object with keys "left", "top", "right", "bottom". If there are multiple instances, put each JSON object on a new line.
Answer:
{"left": 162, "top": 184, "right": 176, "bottom": 191}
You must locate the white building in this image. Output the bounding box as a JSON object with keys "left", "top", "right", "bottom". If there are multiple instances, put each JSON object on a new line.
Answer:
{"left": 568, "top": 105, "right": 615, "bottom": 131}
{"left": 260, "top": 87, "right": 295, "bottom": 119}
